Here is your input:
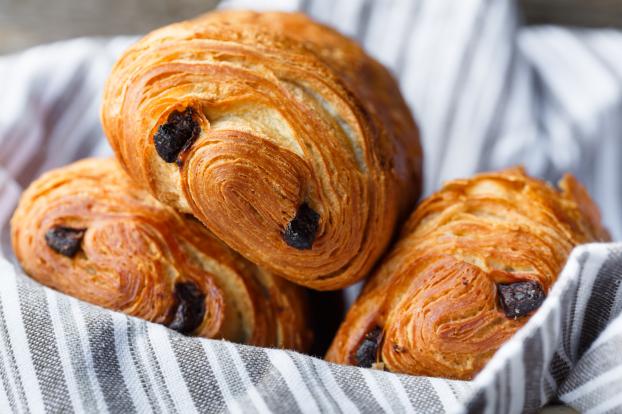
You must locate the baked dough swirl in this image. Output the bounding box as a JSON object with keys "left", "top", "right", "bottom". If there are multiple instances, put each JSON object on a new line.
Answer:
{"left": 326, "top": 168, "right": 610, "bottom": 379}
{"left": 11, "top": 158, "right": 311, "bottom": 351}
{"left": 101, "top": 10, "right": 422, "bottom": 290}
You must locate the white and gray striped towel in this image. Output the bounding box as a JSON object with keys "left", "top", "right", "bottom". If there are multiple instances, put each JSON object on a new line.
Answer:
{"left": 1, "top": 0, "right": 622, "bottom": 413}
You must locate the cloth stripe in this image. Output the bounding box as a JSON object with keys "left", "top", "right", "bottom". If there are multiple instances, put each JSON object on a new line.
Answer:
{"left": 521, "top": 328, "right": 544, "bottom": 410}
{"left": 568, "top": 252, "right": 608, "bottom": 362}
{"left": 148, "top": 326, "right": 198, "bottom": 414}
{"left": 109, "top": 313, "right": 153, "bottom": 413}
{"left": 201, "top": 340, "right": 245, "bottom": 413}
{"left": 0, "top": 266, "right": 45, "bottom": 413}
{"left": 429, "top": 377, "right": 460, "bottom": 413}
{"left": 289, "top": 352, "right": 338, "bottom": 412}
{"left": 565, "top": 363, "right": 622, "bottom": 404}
{"left": 222, "top": 342, "right": 271, "bottom": 414}
{"left": 266, "top": 350, "right": 320, "bottom": 414}
{"left": 168, "top": 333, "right": 225, "bottom": 414}
{"left": 368, "top": 369, "right": 411, "bottom": 413}
{"left": 0, "top": 294, "right": 26, "bottom": 414}
{"left": 210, "top": 341, "right": 259, "bottom": 414}
{"left": 578, "top": 249, "right": 622, "bottom": 354}
{"left": 384, "top": 372, "right": 415, "bottom": 413}
{"left": 0, "top": 365, "right": 14, "bottom": 414}
{"left": 236, "top": 346, "right": 303, "bottom": 414}
{"left": 67, "top": 297, "right": 108, "bottom": 413}
{"left": 138, "top": 322, "right": 178, "bottom": 413}
{"left": 588, "top": 394, "right": 622, "bottom": 414}
{"left": 80, "top": 304, "right": 135, "bottom": 413}
{"left": 45, "top": 291, "right": 88, "bottom": 414}
{"left": 2, "top": 0, "right": 622, "bottom": 413}
{"left": 17, "top": 279, "right": 72, "bottom": 413}
{"left": 327, "top": 364, "right": 385, "bottom": 413}
{"left": 310, "top": 359, "right": 360, "bottom": 414}
{"left": 360, "top": 369, "right": 393, "bottom": 413}
{"left": 124, "top": 318, "right": 165, "bottom": 414}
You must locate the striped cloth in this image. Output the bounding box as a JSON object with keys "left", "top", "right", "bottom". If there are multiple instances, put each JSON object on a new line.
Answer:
{"left": 1, "top": 0, "right": 622, "bottom": 412}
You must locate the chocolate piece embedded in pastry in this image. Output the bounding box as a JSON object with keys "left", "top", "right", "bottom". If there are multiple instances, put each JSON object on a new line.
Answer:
{"left": 101, "top": 10, "right": 423, "bottom": 290}
{"left": 326, "top": 167, "right": 610, "bottom": 379}
{"left": 11, "top": 158, "right": 312, "bottom": 351}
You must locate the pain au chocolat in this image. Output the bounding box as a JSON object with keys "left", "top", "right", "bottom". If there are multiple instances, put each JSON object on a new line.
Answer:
{"left": 100, "top": 10, "right": 422, "bottom": 290}
{"left": 11, "top": 158, "right": 312, "bottom": 351}
{"left": 326, "top": 167, "right": 610, "bottom": 379}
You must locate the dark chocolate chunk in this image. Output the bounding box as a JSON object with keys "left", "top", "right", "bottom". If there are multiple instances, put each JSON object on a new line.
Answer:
{"left": 45, "top": 226, "right": 86, "bottom": 257}
{"left": 168, "top": 282, "right": 206, "bottom": 334}
{"left": 354, "top": 326, "right": 382, "bottom": 368}
{"left": 392, "top": 343, "right": 405, "bottom": 353}
{"left": 497, "top": 280, "right": 545, "bottom": 318}
{"left": 283, "top": 202, "right": 320, "bottom": 250}
{"left": 153, "top": 108, "right": 200, "bottom": 163}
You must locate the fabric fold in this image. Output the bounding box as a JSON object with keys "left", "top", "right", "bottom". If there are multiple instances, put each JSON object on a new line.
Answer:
{"left": 2, "top": 0, "right": 622, "bottom": 412}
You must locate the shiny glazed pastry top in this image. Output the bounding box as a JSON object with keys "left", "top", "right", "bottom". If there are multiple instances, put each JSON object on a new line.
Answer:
{"left": 326, "top": 167, "right": 610, "bottom": 379}
{"left": 101, "top": 10, "right": 422, "bottom": 290}
{"left": 11, "top": 158, "right": 311, "bottom": 351}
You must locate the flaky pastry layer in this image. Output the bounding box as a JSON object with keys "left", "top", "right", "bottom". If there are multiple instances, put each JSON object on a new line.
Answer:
{"left": 101, "top": 10, "right": 422, "bottom": 289}
{"left": 11, "top": 158, "right": 311, "bottom": 350}
{"left": 326, "top": 167, "right": 610, "bottom": 379}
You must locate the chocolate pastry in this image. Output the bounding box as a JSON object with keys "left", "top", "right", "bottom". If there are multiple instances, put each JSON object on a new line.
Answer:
{"left": 101, "top": 10, "right": 422, "bottom": 290}
{"left": 11, "top": 158, "right": 312, "bottom": 350}
{"left": 45, "top": 226, "right": 85, "bottom": 257}
{"left": 326, "top": 167, "right": 610, "bottom": 379}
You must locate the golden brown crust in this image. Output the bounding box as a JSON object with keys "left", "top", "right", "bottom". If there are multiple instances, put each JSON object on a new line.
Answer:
{"left": 326, "top": 167, "right": 610, "bottom": 379}
{"left": 11, "top": 158, "right": 311, "bottom": 351}
{"left": 101, "top": 10, "right": 422, "bottom": 290}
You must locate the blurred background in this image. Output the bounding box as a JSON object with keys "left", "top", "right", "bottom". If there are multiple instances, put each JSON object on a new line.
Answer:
{"left": 2, "top": 0, "right": 622, "bottom": 54}
{"left": 0, "top": 0, "right": 221, "bottom": 53}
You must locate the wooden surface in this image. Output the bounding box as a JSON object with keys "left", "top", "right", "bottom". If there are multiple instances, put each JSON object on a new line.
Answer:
{"left": 0, "top": 0, "right": 219, "bottom": 54}
{"left": 2, "top": 0, "right": 622, "bottom": 54}
{"left": 521, "top": 0, "right": 622, "bottom": 28}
